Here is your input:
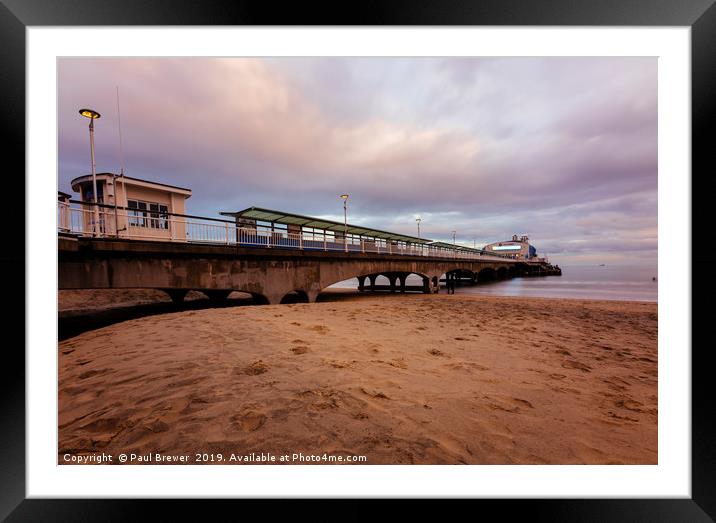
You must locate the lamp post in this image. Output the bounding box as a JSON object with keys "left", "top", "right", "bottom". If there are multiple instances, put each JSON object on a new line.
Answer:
{"left": 416, "top": 217, "right": 421, "bottom": 239}
{"left": 452, "top": 230, "right": 456, "bottom": 245}
{"left": 79, "top": 108, "right": 101, "bottom": 236}
{"left": 340, "top": 194, "right": 349, "bottom": 252}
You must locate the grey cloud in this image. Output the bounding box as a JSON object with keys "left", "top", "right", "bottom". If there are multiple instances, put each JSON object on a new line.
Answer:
{"left": 58, "top": 57, "right": 657, "bottom": 266}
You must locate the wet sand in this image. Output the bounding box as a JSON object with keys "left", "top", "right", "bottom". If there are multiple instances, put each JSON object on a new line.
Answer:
{"left": 58, "top": 292, "right": 657, "bottom": 464}
{"left": 58, "top": 290, "right": 255, "bottom": 341}
{"left": 58, "top": 289, "right": 253, "bottom": 312}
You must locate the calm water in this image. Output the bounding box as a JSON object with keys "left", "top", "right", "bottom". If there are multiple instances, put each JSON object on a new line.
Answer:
{"left": 328, "top": 265, "right": 658, "bottom": 302}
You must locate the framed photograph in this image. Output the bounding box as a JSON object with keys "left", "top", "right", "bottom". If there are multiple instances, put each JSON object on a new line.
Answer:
{"left": 4, "top": 0, "right": 713, "bottom": 519}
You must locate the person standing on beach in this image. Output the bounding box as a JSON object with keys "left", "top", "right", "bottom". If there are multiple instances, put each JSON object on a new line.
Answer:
{"left": 447, "top": 272, "right": 455, "bottom": 294}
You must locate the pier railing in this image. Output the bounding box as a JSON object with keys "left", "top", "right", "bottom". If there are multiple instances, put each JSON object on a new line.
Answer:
{"left": 58, "top": 200, "right": 513, "bottom": 262}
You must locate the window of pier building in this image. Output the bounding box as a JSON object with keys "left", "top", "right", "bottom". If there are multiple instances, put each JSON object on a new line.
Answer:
{"left": 301, "top": 226, "right": 335, "bottom": 242}
{"left": 254, "top": 220, "right": 289, "bottom": 236}
{"left": 82, "top": 182, "right": 104, "bottom": 204}
{"left": 127, "top": 199, "right": 169, "bottom": 230}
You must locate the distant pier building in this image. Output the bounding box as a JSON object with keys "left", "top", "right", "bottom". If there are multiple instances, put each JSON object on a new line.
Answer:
{"left": 484, "top": 235, "right": 538, "bottom": 261}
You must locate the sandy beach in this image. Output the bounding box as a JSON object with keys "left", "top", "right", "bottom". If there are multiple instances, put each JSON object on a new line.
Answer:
{"left": 58, "top": 292, "right": 657, "bottom": 464}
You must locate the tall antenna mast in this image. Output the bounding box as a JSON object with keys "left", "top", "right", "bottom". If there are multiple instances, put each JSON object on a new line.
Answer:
{"left": 116, "top": 85, "right": 125, "bottom": 177}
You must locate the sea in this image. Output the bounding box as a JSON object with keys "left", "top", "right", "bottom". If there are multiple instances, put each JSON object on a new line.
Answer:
{"left": 327, "top": 265, "right": 658, "bottom": 302}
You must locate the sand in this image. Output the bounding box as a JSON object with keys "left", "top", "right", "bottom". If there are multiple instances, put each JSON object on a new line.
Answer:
{"left": 58, "top": 292, "right": 657, "bottom": 464}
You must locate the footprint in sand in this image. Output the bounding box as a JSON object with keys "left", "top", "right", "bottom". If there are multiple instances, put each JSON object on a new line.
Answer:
{"left": 309, "top": 325, "right": 329, "bottom": 334}
{"left": 614, "top": 398, "right": 647, "bottom": 413}
{"left": 239, "top": 360, "right": 269, "bottom": 375}
{"left": 78, "top": 368, "right": 113, "bottom": 380}
{"left": 143, "top": 419, "right": 170, "bottom": 433}
{"left": 483, "top": 395, "right": 535, "bottom": 413}
{"left": 229, "top": 411, "right": 267, "bottom": 432}
{"left": 62, "top": 385, "right": 88, "bottom": 395}
{"left": 606, "top": 410, "right": 639, "bottom": 423}
{"left": 180, "top": 395, "right": 212, "bottom": 414}
{"left": 69, "top": 416, "right": 128, "bottom": 447}
{"left": 512, "top": 398, "right": 534, "bottom": 409}
{"left": 387, "top": 359, "right": 408, "bottom": 369}
{"left": 428, "top": 349, "right": 448, "bottom": 357}
{"left": 290, "top": 339, "right": 310, "bottom": 354}
{"left": 602, "top": 378, "right": 627, "bottom": 391}
{"left": 551, "top": 385, "right": 582, "bottom": 395}
{"left": 370, "top": 359, "right": 407, "bottom": 369}
{"left": 360, "top": 387, "right": 389, "bottom": 399}
{"left": 561, "top": 359, "right": 592, "bottom": 372}
{"left": 79, "top": 417, "right": 125, "bottom": 434}
{"left": 324, "top": 359, "right": 355, "bottom": 369}
{"left": 444, "top": 362, "right": 489, "bottom": 372}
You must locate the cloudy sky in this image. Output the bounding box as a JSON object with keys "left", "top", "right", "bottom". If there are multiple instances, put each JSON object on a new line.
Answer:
{"left": 58, "top": 57, "right": 657, "bottom": 266}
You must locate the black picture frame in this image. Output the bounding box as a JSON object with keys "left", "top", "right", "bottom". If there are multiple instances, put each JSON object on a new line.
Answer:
{"left": 2, "top": 0, "right": 712, "bottom": 519}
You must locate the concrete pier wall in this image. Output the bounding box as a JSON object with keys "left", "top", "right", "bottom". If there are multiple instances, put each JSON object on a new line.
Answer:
{"left": 59, "top": 236, "right": 558, "bottom": 304}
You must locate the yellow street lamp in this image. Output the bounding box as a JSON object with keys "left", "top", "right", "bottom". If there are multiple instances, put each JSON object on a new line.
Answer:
{"left": 340, "top": 194, "right": 349, "bottom": 252}
{"left": 79, "top": 108, "right": 102, "bottom": 236}
{"left": 80, "top": 108, "right": 101, "bottom": 119}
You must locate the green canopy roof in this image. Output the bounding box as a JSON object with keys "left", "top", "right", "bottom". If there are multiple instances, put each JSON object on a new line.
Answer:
{"left": 221, "top": 207, "right": 430, "bottom": 244}
{"left": 426, "top": 241, "right": 488, "bottom": 254}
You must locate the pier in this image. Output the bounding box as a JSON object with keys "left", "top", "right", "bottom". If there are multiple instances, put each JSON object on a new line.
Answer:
{"left": 58, "top": 200, "right": 561, "bottom": 305}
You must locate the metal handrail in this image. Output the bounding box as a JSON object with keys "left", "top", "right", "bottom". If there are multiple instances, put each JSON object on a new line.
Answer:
{"left": 57, "top": 200, "right": 515, "bottom": 261}
{"left": 65, "top": 198, "right": 236, "bottom": 223}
